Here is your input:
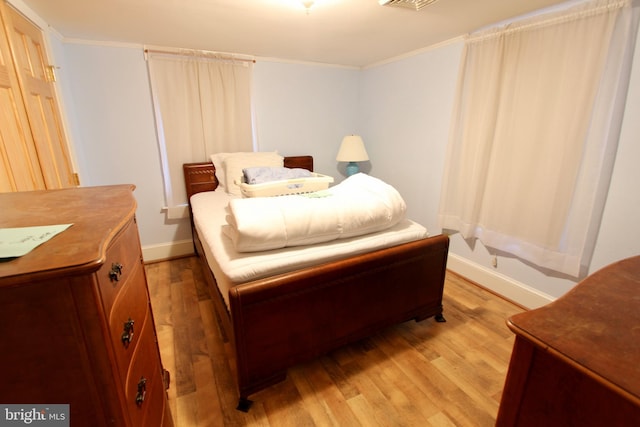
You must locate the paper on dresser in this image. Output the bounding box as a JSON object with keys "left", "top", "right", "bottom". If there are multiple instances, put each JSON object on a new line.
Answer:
{"left": 0, "top": 224, "right": 73, "bottom": 258}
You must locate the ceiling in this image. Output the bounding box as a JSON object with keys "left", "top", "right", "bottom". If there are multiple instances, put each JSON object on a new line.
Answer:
{"left": 19, "top": 0, "right": 571, "bottom": 67}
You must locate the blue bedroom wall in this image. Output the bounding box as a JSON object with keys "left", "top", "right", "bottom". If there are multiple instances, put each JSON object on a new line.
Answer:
{"left": 251, "top": 60, "right": 360, "bottom": 178}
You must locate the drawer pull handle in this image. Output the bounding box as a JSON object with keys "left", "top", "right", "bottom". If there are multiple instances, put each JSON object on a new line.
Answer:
{"left": 121, "top": 318, "right": 135, "bottom": 347}
{"left": 109, "top": 263, "right": 123, "bottom": 282}
{"left": 136, "top": 377, "right": 147, "bottom": 406}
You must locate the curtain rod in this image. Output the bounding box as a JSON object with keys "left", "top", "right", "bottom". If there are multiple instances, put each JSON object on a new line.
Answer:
{"left": 143, "top": 48, "right": 256, "bottom": 63}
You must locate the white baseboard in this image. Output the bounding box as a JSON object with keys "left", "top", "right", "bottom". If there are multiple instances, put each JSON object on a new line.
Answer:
{"left": 446, "top": 253, "right": 555, "bottom": 309}
{"left": 142, "top": 239, "right": 195, "bottom": 263}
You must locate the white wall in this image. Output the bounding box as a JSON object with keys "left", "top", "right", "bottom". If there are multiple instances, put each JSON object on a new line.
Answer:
{"left": 359, "top": 42, "right": 463, "bottom": 231}
{"left": 15, "top": 0, "right": 640, "bottom": 307}
{"left": 252, "top": 60, "right": 360, "bottom": 177}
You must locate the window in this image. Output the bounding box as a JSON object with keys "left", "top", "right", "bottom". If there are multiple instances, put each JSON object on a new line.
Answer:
{"left": 146, "top": 48, "right": 255, "bottom": 216}
{"left": 439, "top": 0, "right": 639, "bottom": 277}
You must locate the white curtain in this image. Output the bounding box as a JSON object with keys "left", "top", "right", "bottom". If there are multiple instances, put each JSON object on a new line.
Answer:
{"left": 439, "top": 0, "right": 640, "bottom": 277}
{"left": 146, "top": 49, "right": 254, "bottom": 214}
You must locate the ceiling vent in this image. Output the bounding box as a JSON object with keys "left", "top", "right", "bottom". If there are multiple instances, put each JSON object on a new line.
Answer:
{"left": 379, "top": 0, "right": 439, "bottom": 11}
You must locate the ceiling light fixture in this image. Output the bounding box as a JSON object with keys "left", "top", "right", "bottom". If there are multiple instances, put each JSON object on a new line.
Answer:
{"left": 378, "top": 0, "right": 439, "bottom": 11}
{"left": 302, "top": 1, "right": 315, "bottom": 13}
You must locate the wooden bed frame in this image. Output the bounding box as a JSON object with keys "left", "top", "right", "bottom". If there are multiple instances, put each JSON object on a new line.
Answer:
{"left": 183, "top": 156, "right": 450, "bottom": 411}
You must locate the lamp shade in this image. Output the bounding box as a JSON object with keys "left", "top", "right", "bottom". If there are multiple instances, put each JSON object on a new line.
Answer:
{"left": 336, "top": 135, "right": 369, "bottom": 162}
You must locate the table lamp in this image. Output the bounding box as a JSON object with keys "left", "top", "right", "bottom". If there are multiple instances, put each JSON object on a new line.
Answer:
{"left": 337, "top": 135, "right": 369, "bottom": 176}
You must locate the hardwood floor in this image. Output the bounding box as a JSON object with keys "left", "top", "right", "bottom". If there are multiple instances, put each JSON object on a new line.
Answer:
{"left": 146, "top": 256, "right": 524, "bottom": 426}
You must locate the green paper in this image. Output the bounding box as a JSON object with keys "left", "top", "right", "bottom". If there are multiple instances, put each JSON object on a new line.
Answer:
{"left": 0, "top": 224, "right": 73, "bottom": 258}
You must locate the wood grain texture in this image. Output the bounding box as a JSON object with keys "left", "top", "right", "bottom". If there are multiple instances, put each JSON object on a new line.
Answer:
{"left": 147, "top": 257, "right": 523, "bottom": 426}
{"left": 496, "top": 256, "right": 640, "bottom": 426}
{"left": 0, "top": 186, "right": 172, "bottom": 426}
{"left": 0, "top": 184, "right": 136, "bottom": 285}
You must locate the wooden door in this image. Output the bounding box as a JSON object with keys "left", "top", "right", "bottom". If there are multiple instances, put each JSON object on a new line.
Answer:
{"left": 0, "top": 2, "right": 76, "bottom": 191}
{"left": 0, "top": 5, "right": 43, "bottom": 192}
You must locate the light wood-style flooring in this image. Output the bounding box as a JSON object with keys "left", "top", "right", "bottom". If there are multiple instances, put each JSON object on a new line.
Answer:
{"left": 146, "top": 256, "right": 524, "bottom": 426}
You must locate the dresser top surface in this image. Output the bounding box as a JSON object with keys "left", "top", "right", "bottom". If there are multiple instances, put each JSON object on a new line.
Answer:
{"left": 0, "top": 185, "right": 136, "bottom": 284}
{"left": 508, "top": 255, "right": 640, "bottom": 401}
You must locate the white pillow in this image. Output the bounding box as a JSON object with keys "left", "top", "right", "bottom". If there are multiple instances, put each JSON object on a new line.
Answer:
{"left": 221, "top": 152, "right": 284, "bottom": 196}
{"left": 210, "top": 153, "right": 232, "bottom": 190}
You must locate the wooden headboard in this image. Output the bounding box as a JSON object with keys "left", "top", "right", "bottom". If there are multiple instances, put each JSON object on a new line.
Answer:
{"left": 183, "top": 155, "right": 314, "bottom": 202}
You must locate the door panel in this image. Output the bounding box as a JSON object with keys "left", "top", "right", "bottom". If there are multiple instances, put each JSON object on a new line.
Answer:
{"left": 0, "top": 6, "right": 43, "bottom": 192}
{"left": 1, "top": 3, "right": 76, "bottom": 190}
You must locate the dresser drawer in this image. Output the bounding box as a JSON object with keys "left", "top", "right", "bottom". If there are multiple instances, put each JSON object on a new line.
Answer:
{"left": 125, "top": 322, "right": 164, "bottom": 427}
{"left": 109, "top": 260, "right": 149, "bottom": 382}
{"left": 98, "top": 218, "right": 142, "bottom": 313}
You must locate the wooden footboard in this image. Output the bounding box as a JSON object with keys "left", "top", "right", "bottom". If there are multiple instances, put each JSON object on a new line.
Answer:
{"left": 183, "top": 158, "right": 449, "bottom": 409}
{"left": 229, "top": 234, "right": 449, "bottom": 402}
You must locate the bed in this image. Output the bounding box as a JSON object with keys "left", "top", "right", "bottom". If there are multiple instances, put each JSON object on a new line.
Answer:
{"left": 183, "top": 155, "right": 449, "bottom": 411}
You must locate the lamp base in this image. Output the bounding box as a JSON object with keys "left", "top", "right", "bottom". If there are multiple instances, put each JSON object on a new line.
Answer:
{"left": 346, "top": 162, "right": 359, "bottom": 177}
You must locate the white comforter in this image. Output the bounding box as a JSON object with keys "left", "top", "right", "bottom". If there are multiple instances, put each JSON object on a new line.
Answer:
{"left": 223, "top": 173, "right": 407, "bottom": 252}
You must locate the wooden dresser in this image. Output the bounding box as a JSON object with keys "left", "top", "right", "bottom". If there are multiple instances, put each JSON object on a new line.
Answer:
{"left": 496, "top": 256, "right": 640, "bottom": 426}
{"left": 0, "top": 185, "right": 173, "bottom": 426}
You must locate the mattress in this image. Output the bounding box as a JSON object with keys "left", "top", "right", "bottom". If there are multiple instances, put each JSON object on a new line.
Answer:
{"left": 191, "top": 189, "right": 429, "bottom": 308}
